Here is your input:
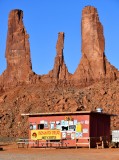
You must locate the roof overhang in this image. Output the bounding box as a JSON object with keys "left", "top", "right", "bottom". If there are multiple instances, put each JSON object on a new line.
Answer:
{"left": 21, "top": 111, "right": 117, "bottom": 117}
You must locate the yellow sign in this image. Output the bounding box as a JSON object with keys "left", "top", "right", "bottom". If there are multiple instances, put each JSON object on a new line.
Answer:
{"left": 31, "top": 130, "right": 61, "bottom": 140}
{"left": 76, "top": 123, "right": 82, "bottom": 132}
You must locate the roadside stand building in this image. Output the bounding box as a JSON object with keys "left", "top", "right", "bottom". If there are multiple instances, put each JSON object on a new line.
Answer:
{"left": 21, "top": 110, "right": 115, "bottom": 148}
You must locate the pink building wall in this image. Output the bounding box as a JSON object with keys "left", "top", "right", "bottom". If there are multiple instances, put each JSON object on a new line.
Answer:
{"left": 27, "top": 112, "right": 111, "bottom": 148}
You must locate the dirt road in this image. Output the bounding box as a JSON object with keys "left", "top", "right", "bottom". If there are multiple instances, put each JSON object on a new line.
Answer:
{"left": 0, "top": 144, "right": 119, "bottom": 160}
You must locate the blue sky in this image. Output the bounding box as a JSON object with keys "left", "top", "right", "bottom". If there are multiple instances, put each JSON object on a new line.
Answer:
{"left": 0, "top": 0, "right": 119, "bottom": 75}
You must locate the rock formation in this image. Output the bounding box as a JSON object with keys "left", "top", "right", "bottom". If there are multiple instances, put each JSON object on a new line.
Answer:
{"left": 0, "top": 10, "right": 34, "bottom": 89}
{"left": 0, "top": 7, "right": 118, "bottom": 89}
{"left": 52, "top": 32, "right": 70, "bottom": 81}
{"left": 73, "top": 6, "right": 119, "bottom": 85}
{"left": 0, "top": 6, "right": 119, "bottom": 138}
{"left": 42, "top": 32, "right": 70, "bottom": 83}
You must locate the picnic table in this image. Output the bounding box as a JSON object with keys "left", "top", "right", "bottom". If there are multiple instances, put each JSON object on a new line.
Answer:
{"left": 17, "top": 139, "right": 35, "bottom": 148}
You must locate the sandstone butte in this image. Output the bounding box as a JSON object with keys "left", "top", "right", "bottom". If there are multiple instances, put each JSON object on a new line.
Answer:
{"left": 0, "top": 6, "right": 119, "bottom": 138}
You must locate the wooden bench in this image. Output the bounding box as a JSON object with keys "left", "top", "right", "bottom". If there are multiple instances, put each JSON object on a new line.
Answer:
{"left": 76, "top": 137, "right": 90, "bottom": 149}
{"left": 17, "top": 141, "right": 28, "bottom": 148}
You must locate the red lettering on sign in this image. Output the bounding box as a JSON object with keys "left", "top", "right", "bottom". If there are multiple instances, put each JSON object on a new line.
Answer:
{"left": 47, "top": 131, "right": 51, "bottom": 134}
{"left": 57, "top": 131, "right": 60, "bottom": 135}
{"left": 38, "top": 130, "right": 60, "bottom": 136}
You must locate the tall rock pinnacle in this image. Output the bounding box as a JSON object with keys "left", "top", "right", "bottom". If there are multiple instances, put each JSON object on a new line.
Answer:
{"left": 49, "top": 32, "right": 70, "bottom": 82}
{"left": 0, "top": 7, "right": 118, "bottom": 89}
{"left": 0, "top": 9, "right": 33, "bottom": 87}
{"left": 73, "top": 6, "right": 118, "bottom": 85}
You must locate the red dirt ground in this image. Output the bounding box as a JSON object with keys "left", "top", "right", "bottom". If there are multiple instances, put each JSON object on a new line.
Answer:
{"left": 0, "top": 144, "right": 119, "bottom": 160}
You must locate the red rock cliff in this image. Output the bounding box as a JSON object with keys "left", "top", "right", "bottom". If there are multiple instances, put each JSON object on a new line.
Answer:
{"left": 0, "top": 7, "right": 118, "bottom": 89}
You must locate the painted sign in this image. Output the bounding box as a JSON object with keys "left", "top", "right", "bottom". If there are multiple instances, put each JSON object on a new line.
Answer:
{"left": 75, "top": 132, "right": 82, "bottom": 138}
{"left": 71, "top": 132, "right": 75, "bottom": 139}
{"left": 83, "top": 128, "right": 88, "bottom": 133}
{"left": 112, "top": 130, "right": 119, "bottom": 142}
{"left": 31, "top": 130, "right": 61, "bottom": 140}
{"left": 62, "top": 132, "right": 66, "bottom": 139}
{"left": 76, "top": 123, "right": 82, "bottom": 132}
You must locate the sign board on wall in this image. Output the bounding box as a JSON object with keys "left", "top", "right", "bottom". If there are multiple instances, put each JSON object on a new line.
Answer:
{"left": 112, "top": 130, "right": 119, "bottom": 142}
{"left": 31, "top": 130, "right": 61, "bottom": 140}
{"left": 30, "top": 116, "right": 89, "bottom": 140}
{"left": 76, "top": 123, "right": 82, "bottom": 132}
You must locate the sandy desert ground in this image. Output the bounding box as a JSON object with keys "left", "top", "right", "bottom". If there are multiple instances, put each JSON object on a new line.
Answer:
{"left": 0, "top": 144, "right": 119, "bottom": 160}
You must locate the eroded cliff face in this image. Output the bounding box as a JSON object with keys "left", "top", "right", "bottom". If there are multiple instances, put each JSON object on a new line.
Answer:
{"left": 0, "top": 10, "right": 35, "bottom": 89}
{"left": 73, "top": 6, "right": 119, "bottom": 85}
{"left": 0, "top": 6, "right": 119, "bottom": 138}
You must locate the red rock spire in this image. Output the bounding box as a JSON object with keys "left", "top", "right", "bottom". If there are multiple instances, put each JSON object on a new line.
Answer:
{"left": 0, "top": 9, "right": 33, "bottom": 87}
{"left": 6, "top": 9, "right": 32, "bottom": 77}
{"left": 73, "top": 6, "right": 118, "bottom": 85}
{"left": 51, "top": 32, "right": 70, "bottom": 81}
